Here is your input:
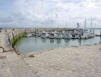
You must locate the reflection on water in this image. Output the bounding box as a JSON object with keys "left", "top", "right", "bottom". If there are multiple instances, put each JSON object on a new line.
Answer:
{"left": 15, "top": 36, "right": 101, "bottom": 53}
{"left": 56, "top": 39, "right": 61, "bottom": 44}
{"left": 78, "top": 39, "right": 82, "bottom": 46}
{"left": 41, "top": 38, "right": 47, "bottom": 43}
{"left": 50, "top": 39, "right": 54, "bottom": 43}
{"left": 64, "top": 39, "right": 70, "bottom": 43}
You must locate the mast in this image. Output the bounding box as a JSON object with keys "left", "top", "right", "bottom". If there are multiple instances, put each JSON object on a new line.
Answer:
{"left": 90, "top": 18, "right": 93, "bottom": 32}
{"left": 91, "top": 17, "right": 93, "bottom": 28}
{"left": 84, "top": 18, "right": 87, "bottom": 31}
{"left": 77, "top": 22, "right": 80, "bottom": 29}
{"left": 90, "top": 17, "right": 93, "bottom": 32}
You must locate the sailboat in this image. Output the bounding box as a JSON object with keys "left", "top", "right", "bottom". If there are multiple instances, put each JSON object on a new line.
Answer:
{"left": 81, "top": 18, "right": 95, "bottom": 39}
{"left": 88, "top": 18, "right": 95, "bottom": 38}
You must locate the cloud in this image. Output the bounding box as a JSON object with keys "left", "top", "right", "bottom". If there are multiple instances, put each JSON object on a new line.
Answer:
{"left": 0, "top": 0, "right": 101, "bottom": 28}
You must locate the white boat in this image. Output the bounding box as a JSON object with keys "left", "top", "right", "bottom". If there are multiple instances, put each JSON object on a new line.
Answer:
{"left": 25, "top": 34, "right": 32, "bottom": 37}
{"left": 56, "top": 34, "right": 63, "bottom": 39}
{"left": 81, "top": 33, "right": 88, "bottom": 39}
{"left": 41, "top": 31, "right": 49, "bottom": 38}
{"left": 49, "top": 33, "right": 55, "bottom": 39}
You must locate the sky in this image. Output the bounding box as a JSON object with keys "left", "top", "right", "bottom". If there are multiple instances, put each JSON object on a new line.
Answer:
{"left": 0, "top": 0, "right": 101, "bottom": 28}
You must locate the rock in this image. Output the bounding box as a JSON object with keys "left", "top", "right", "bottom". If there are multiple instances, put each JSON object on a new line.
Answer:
{"left": 29, "top": 54, "right": 35, "bottom": 58}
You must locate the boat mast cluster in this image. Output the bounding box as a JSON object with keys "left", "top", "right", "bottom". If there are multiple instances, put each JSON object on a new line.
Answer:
{"left": 25, "top": 18, "right": 95, "bottom": 39}
{"left": 40, "top": 18, "right": 95, "bottom": 39}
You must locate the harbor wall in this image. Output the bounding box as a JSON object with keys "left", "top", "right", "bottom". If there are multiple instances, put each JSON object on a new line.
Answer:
{"left": 0, "top": 29, "right": 27, "bottom": 52}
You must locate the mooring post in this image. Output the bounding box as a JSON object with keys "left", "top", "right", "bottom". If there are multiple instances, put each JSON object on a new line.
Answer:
{"left": 93, "top": 28, "right": 94, "bottom": 35}
{"left": 100, "top": 29, "right": 101, "bottom": 36}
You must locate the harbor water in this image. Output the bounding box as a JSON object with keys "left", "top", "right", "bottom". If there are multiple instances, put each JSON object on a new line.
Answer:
{"left": 15, "top": 36, "right": 101, "bottom": 53}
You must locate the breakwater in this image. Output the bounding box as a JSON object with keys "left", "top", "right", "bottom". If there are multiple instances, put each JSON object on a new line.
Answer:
{"left": 0, "top": 28, "right": 34, "bottom": 52}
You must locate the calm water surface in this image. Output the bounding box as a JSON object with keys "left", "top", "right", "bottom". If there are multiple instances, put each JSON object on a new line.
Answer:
{"left": 15, "top": 36, "right": 101, "bottom": 53}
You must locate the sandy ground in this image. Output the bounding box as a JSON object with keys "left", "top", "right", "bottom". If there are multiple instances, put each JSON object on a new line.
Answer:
{"left": 23, "top": 44, "right": 101, "bottom": 77}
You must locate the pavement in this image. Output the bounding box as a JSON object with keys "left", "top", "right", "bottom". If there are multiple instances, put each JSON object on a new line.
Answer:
{"left": 0, "top": 53, "right": 13, "bottom": 77}
{"left": 24, "top": 44, "right": 101, "bottom": 77}
{"left": 0, "top": 52, "right": 37, "bottom": 77}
